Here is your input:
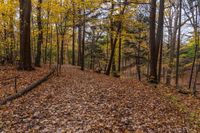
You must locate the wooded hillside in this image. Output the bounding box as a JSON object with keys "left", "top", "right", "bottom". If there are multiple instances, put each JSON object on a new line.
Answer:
{"left": 0, "top": 0, "right": 200, "bottom": 132}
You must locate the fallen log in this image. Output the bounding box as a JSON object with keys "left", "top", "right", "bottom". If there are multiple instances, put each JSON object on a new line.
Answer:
{"left": 0, "top": 66, "right": 56, "bottom": 105}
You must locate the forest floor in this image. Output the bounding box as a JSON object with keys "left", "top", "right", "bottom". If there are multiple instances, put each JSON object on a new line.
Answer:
{"left": 0, "top": 65, "right": 199, "bottom": 132}
{"left": 0, "top": 65, "right": 50, "bottom": 99}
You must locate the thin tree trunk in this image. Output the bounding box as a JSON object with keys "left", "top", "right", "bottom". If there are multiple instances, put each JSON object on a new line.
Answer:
{"left": 193, "top": 32, "right": 200, "bottom": 96}
{"left": 136, "top": 42, "right": 141, "bottom": 81}
{"left": 56, "top": 24, "right": 60, "bottom": 75}
{"left": 9, "top": 16, "right": 15, "bottom": 64}
{"left": 189, "top": 6, "right": 198, "bottom": 89}
{"left": 49, "top": 25, "right": 53, "bottom": 68}
{"left": 106, "top": 1, "right": 127, "bottom": 75}
{"left": 44, "top": 11, "right": 50, "bottom": 64}
{"left": 176, "top": 0, "right": 182, "bottom": 90}
{"left": 72, "top": 2, "right": 76, "bottom": 65}
{"left": 189, "top": 44, "right": 198, "bottom": 89}
{"left": 106, "top": 31, "right": 109, "bottom": 66}
{"left": 81, "top": 3, "right": 85, "bottom": 71}
{"left": 118, "top": 31, "right": 122, "bottom": 73}
{"left": 78, "top": 25, "right": 82, "bottom": 66}
{"left": 35, "top": 0, "right": 43, "bottom": 67}
{"left": 60, "top": 34, "right": 64, "bottom": 65}
{"left": 166, "top": 5, "right": 179, "bottom": 85}
{"left": 158, "top": 36, "right": 163, "bottom": 83}
{"left": 31, "top": 17, "right": 36, "bottom": 63}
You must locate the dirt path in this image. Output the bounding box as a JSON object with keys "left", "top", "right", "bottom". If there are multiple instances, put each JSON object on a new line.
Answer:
{"left": 0, "top": 66, "right": 198, "bottom": 132}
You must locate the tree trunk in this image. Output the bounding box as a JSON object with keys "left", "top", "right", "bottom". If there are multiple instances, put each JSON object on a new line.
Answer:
{"left": 44, "top": 11, "right": 50, "bottom": 64}
{"left": 35, "top": 0, "right": 43, "bottom": 67}
{"left": 118, "top": 31, "right": 122, "bottom": 73}
{"left": 192, "top": 13, "right": 200, "bottom": 94}
{"left": 193, "top": 62, "right": 200, "bottom": 96}
{"left": 136, "top": 42, "right": 141, "bottom": 81}
{"left": 9, "top": 15, "right": 15, "bottom": 64}
{"left": 81, "top": 5, "right": 85, "bottom": 71}
{"left": 106, "top": 1, "right": 127, "bottom": 75}
{"left": 60, "top": 35, "right": 64, "bottom": 65}
{"left": 176, "top": 0, "right": 182, "bottom": 90}
{"left": 149, "top": 0, "right": 157, "bottom": 83}
{"left": 49, "top": 25, "right": 53, "bottom": 68}
{"left": 56, "top": 24, "right": 60, "bottom": 75}
{"left": 166, "top": 4, "right": 179, "bottom": 85}
{"left": 156, "top": 0, "right": 165, "bottom": 83}
{"left": 158, "top": 37, "right": 163, "bottom": 83}
{"left": 72, "top": 2, "right": 76, "bottom": 65}
{"left": 31, "top": 17, "right": 36, "bottom": 63}
{"left": 19, "top": 0, "right": 33, "bottom": 70}
{"left": 189, "top": 6, "right": 198, "bottom": 89}
{"left": 78, "top": 25, "right": 82, "bottom": 66}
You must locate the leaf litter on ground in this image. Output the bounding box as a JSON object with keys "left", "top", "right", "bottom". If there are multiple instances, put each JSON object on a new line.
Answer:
{"left": 0, "top": 65, "right": 199, "bottom": 132}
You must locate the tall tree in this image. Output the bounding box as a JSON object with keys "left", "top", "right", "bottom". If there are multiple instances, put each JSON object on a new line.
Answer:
{"left": 157, "top": 0, "right": 165, "bottom": 82}
{"left": 148, "top": 0, "right": 157, "bottom": 83}
{"left": 118, "top": 0, "right": 122, "bottom": 73}
{"left": 106, "top": 0, "right": 127, "bottom": 75}
{"left": 72, "top": 1, "right": 76, "bottom": 65}
{"left": 175, "top": 0, "right": 182, "bottom": 90}
{"left": 185, "top": 0, "right": 199, "bottom": 89}
{"left": 166, "top": 2, "right": 179, "bottom": 85}
{"left": 35, "top": 0, "right": 43, "bottom": 67}
{"left": 19, "top": 0, "right": 33, "bottom": 70}
{"left": 77, "top": 9, "right": 82, "bottom": 66}
{"left": 81, "top": 1, "right": 85, "bottom": 71}
{"left": 149, "top": 0, "right": 165, "bottom": 83}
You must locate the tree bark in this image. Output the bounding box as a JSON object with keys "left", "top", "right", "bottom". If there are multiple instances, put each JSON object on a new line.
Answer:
{"left": 60, "top": 34, "right": 64, "bottom": 65}
{"left": 189, "top": 5, "right": 198, "bottom": 89}
{"left": 118, "top": 32, "right": 122, "bottom": 73}
{"left": 136, "top": 42, "right": 141, "bottom": 81}
{"left": 56, "top": 24, "right": 60, "bottom": 75}
{"left": 49, "top": 25, "right": 53, "bottom": 68}
{"left": 149, "top": 0, "right": 157, "bottom": 83}
{"left": 166, "top": 3, "right": 179, "bottom": 85}
{"left": 72, "top": 2, "right": 76, "bottom": 65}
{"left": 19, "top": 0, "right": 33, "bottom": 70}
{"left": 81, "top": 3, "right": 85, "bottom": 71}
{"left": 78, "top": 25, "right": 82, "bottom": 66}
{"left": 106, "top": 1, "right": 127, "bottom": 75}
{"left": 156, "top": 0, "right": 165, "bottom": 83}
{"left": 35, "top": 0, "right": 43, "bottom": 67}
{"left": 44, "top": 11, "right": 50, "bottom": 64}
{"left": 175, "top": 0, "right": 182, "bottom": 90}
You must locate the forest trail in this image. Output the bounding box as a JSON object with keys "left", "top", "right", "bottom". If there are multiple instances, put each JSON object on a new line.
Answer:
{"left": 0, "top": 65, "right": 199, "bottom": 132}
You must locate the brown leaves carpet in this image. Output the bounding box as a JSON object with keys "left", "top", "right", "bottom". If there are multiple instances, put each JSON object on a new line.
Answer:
{"left": 0, "top": 65, "right": 49, "bottom": 99}
{"left": 0, "top": 65, "right": 199, "bottom": 133}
